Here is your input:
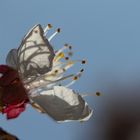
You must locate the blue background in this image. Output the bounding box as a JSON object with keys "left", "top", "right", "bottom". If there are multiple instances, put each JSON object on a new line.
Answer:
{"left": 0, "top": 0, "right": 140, "bottom": 140}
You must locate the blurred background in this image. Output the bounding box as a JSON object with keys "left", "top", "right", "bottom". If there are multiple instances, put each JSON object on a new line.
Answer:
{"left": 0, "top": 0, "right": 140, "bottom": 140}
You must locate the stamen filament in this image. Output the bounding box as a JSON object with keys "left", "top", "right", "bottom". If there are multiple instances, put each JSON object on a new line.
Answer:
{"left": 82, "top": 92, "right": 101, "bottom": 97}
{"left": 65, "top": 80, "right": 75, "bottom": 88}
{"left": 48, "top": 28, "right": 61, "bottom": 41}
{"left": 55, "top": 44, "right": 70, "bottom": 56}
{"left": 65, "top": 69, "right": 84, "bottom": 87}
{"left": 44, "top": 24, "right": 52, "bottom": 35}
{"left": 53, "top": 52, "right": 65, "bottom": 62}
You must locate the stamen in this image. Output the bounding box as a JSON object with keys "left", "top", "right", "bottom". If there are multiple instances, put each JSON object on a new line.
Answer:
{"left": 67, "top": 51, "right": 73, "bottom": 56}
{"left": 50, "top": 61, "right": 74, "bottom": 76}
{"left": 63, "top": 62, "right": 74, "bottom": 70}
{"left": 68, "top": 45, "right": 72, "bottom": 50}
{"left": 64, "top": 44, "right": 72, "bottom": 50}
{"left": 69, "top": 59, "right": 87, "bottom": 64}
{"left": 51, "top": 59, "right": 85, "bottom": 76}
{"left": 96, "top": 92, "right": 101, "bottom": 96}
{"left": 48, "top": 58, "right": 86, "bottom": 84}
{"left": 65, "top": 69, "right": 84, "bottom": 87}
{"left": 55, "top": 44, "right": 69, "bottom": 56}
{"left": 65, "top": 45, "right": 73, "bottom": 56}
{"left": 43, "top": 74, "right": 74, "bottom": 89}
{"left": 65, "top": 78, "right": 78, "bottom": 88}
{"left": 55, "top": 59, "right": 86, "bottom": 67}
{"left": 76, "top": 68, "right": 84, "bottom": 78}
{"left": 82, "top": 92, "right": 101, "bottom": 97}
{"left": 81, "top": 60, "right": 87, "bottom": 64}
{"left": 46, "top": 62, "right": 75, "bottom": 79}
{"left": 44, "top": 24, "right": 52, "bottom": 35}
{"left": 48, "top": 28, "right": 61, "bottom": 41}
{"left": 53, "top": 52, "right": 65, "bottom": 62}
{"left": 80, "top": 69, "right": 84, "bottom": 72}
{"left": 65, "top": 80, "right": 75, "bottom": 88}
{"left": 65, "top": 59, "right": 87, "bottom": 65}
{"left": 65, "top": 57, "right": 69, "bottom": 60}
{"left": 73, "top": 76, "right": 78, "bottom": 80}
{"left": 54, "top": 74, "right": 74, "bottom": 83}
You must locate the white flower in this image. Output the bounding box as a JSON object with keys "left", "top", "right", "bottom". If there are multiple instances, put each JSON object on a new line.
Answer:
{"left": 6, "top": 24, "right": 93, "bottom": 122}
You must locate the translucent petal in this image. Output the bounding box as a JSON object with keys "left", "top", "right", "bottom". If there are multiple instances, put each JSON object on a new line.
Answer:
{"left": 30, "top": 86, "right": 93, "bottom": 122}
{"left": 6, "top": 49, "right": 18, "bottom": 70}
{"left": 7, "top": 24, "right": 55, "bottom": 80}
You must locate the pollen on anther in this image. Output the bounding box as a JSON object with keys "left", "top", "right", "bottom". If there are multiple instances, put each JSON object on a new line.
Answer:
{"left": 80, "top": 69, "right": 84, "bottom": 72}
{"left": 64, "top": 43, "right": 68, "bottom": 47}
{"left": 73, "top": 76, "right": 78, "bottom": 80}
{"left": 58, "top": 52, "right": 65, "bottom": 58}
{"left": 48, "top": 24, "right": 52, "bottom": 29}
{"left": 57, "top": 28, "right": 61, "bottom": 33}
{"left": 65, "top": 57, "right": 69, "bottom": 60}
{"left": 82, "top": 60, "right": 86, "bottom": 64}
{"left": 69, "top": 46, "right": 72, "bottom": 50}
{"left": 96, "top": 92, "right": 101, "bottom": 96}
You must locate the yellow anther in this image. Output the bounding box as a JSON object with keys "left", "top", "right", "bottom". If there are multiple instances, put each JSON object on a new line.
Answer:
{"left": 67, "top": 61, "right": 74, "bottom": 65}
{"left": 58, "top": 52, "right": 65, "bottom": 58}
{"left": 54, "top": 52, "right": 65, "bottom": 62}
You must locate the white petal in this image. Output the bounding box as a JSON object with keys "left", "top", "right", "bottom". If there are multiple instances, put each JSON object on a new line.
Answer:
{"left": 7, "top": 24, "right": 55, "bottom": 80}
{"left": 6, "top": 49, "right": 18, "bottom": 69}
{"left": 30, "top": 86, "right": 93, "bottom": 122}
